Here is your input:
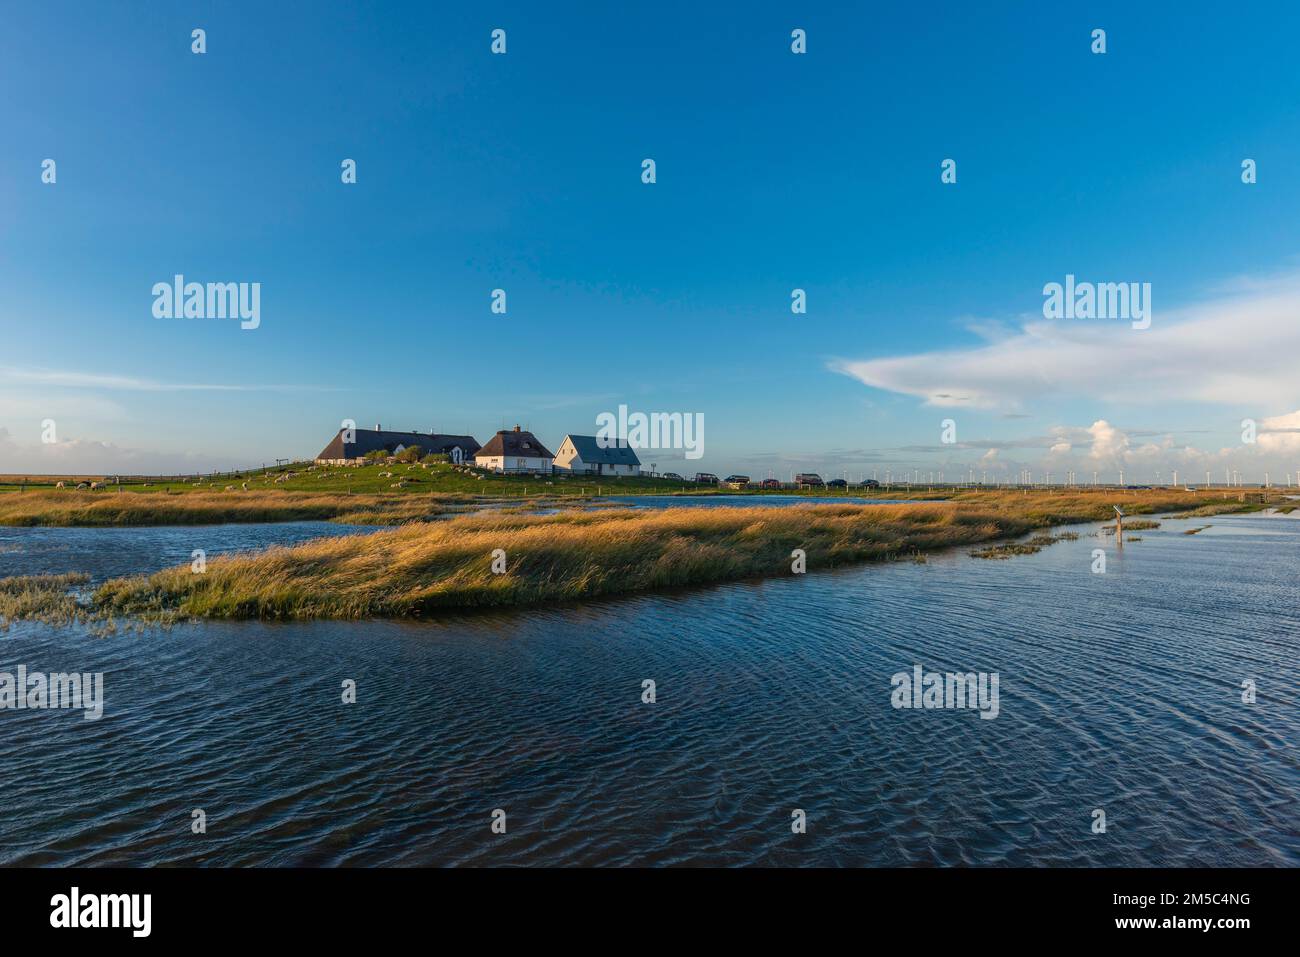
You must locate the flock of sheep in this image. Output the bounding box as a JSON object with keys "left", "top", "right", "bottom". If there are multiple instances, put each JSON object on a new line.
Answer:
{"left": 48, "top": 460, "right": 444, "bottom": 494}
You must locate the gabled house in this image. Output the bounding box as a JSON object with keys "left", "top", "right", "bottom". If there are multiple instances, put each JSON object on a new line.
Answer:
{"left": 474, "top": 426, "right": 554, "bottom": 474}
{"left": 553, "top": 434, "right": 641, "bottom": 476}
{"left": 315, "top": 425, "right": 481, "bottom": 465}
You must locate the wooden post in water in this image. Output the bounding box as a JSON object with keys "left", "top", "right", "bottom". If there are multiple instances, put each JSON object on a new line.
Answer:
{"left": 1114, "top": 505, "right": 1124, "bottom": 548}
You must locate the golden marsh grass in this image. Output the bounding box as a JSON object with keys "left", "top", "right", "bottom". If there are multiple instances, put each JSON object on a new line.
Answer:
{"left": 0, "top": 490, "right": 462, "bottom": 527}
{"left": 89, "top": 488, "right": 1260, "bottom": 621}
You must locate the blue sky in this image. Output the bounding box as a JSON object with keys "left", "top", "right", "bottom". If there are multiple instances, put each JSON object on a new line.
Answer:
{"left": 3, "top": 1, "right": 1300, "bottom": 481}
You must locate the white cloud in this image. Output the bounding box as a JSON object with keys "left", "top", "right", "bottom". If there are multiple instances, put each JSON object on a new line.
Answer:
{"left": 829, "top": 276, "right": 1300, "bottom": 412}
{"left": 1086, "top": 420, "right": 1130, "bottom": 465}
{"left": 1258, "top": 409, "right": 1300, "bottom": 454}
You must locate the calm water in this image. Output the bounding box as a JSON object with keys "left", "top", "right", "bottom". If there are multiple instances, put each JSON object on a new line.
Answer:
{"left": 1, "top": 512, "right": 1297, "bottom": 866}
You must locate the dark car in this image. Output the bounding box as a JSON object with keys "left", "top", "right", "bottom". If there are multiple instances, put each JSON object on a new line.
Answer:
{"left": 662, "top": 472, "right": 683, "bottom": 481}
{"left": 794, "top": 472, "right": 824, "bottom": 488}
{"left": 693, "top": 472, "right": 719, "bottom": 485}
{"left": 723, "top": 474, "right": 750, "bottom": 488}
{"left": 863, "top": 479, "right": 880, "bottom": 488}
{"left": 760, "top": 478, "right": 781, "bottom": 489}
{"left": 827, "top": 478, "right": 848, "bottom": 489}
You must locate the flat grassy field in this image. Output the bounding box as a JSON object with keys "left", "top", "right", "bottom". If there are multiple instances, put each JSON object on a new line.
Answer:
{"left": 0, "top": 461, "right": 747, "bottom": 525}
{"left": 1, "top": 487, "right": 1260, "bottom": 624}
{"left": 0, "top": 460, "right": 711, "bottom": 499}
{"left": 4, "top": 460, "right": 1281, "bottom": 528}
{"left": 0, "top": 461, "right": 687, "bottom": 526}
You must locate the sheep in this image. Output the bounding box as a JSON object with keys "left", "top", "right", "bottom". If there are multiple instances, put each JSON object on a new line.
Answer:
{"left": 55, "top": 481, "right": 66, "bottom": 489}
{"left": 89, "top": 481, "right": 103, "bottom": 490}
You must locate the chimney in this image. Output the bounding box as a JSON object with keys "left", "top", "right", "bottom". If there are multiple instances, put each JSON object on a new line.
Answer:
{"left": 375, "top": 423, "right": 381, "bottom": 431}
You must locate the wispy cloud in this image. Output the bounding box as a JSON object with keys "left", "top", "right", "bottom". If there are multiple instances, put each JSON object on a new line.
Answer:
{"left": 0, "top": 427, "right": 237, "bottom": 475}
{"left": 0, "top": 367, "right": 339, "bottom": 393}
{"left": 829, "top": 274, "right": 1300, "bottom": 412}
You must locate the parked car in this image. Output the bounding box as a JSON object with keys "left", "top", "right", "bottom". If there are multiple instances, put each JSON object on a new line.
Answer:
{"left": 723, "top": 474, "right": 751, "bottom": 489}
{"left": 827, "top": 478, "right": 848, "bottom": 489}
{"left": 662, "top": 472, "right": 683, "bottom": 481}
{"left": 759, "top": 478, "right": 782, "bottom": 489}
{"left": 693, "top": 472, "right": 719, "bottom": 485}
{"left": 863, "top": 479, "right": 880, "bottom": 488}
{"left": 794, "top": 472, "right": 824, "bottom": 488}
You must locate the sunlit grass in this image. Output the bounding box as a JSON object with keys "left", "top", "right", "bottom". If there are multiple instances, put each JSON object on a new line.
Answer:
{"left": 0, "top": 490, "right": 463, "bottom": 527}
{"left": 88, "top": 489, "right": 1252, "bottom": 621}
{"left": 0, "top": 573, "right": 90, "bottom": 628}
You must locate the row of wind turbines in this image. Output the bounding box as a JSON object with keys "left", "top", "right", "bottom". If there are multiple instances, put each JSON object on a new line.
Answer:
{"left": 795, "top": 467, "right": 1300, "bottom": 488}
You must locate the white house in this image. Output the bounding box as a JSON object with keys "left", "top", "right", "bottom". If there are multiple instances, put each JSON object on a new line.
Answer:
{"left": 553, "top": 434, "right": 641, "bottom": 476}
{"left": 474, "top": 426, "right": 554, "bottom": 474}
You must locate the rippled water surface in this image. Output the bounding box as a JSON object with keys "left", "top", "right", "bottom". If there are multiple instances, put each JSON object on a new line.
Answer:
{"left": 0, "top": 521, "right": 363, "bottom": 582}
{"left": 1, "top": 513, "right": 1297, "bottom": 866}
